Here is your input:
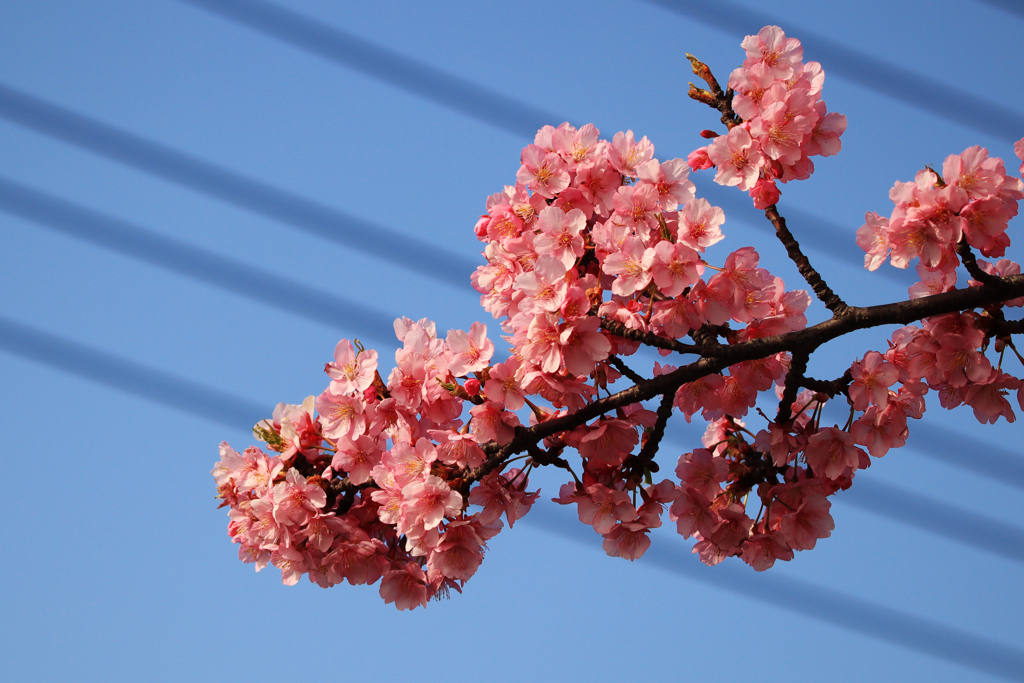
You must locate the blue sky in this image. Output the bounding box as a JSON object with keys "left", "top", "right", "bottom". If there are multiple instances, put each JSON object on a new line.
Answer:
{"left": 2, "top": 1, "right": 1023, "bottom": 681}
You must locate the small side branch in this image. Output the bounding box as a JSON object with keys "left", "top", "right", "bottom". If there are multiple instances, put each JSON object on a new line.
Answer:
{"left": 765, "top": 205, "right": 849, "bottom": 316}
{"left": 634, "top": 391, "right": 675, "bottom": 472}
{"left": 775, "top": 350, "right": 809, "bottom": 423}
{"left": 600, "top": 318, "right": 701, "bottom": 355}
{"left": 956, "top": 238, "right": 1002, "bottom": 287}
{"left": 686, "top": 54, "right": 742, "bottom": 129}
{"left": 801, "top": 369, "right": 853, "bottom": 398}
{"left": 607, "top": 354, "right": 647, "bottom": 385}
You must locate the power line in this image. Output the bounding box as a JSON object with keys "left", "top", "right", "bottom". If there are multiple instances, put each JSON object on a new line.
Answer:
{"left": 642, "top": 0, "right": 1024, "bottom": 143}
{"left": 177, "top": 0, "right": 922, "bottom": 287}
{"left": 698, "top": 182, "right": 915, "bottom": 287}
{"left": 976, "top": 0, "right": 1024, "bottom": 21}
{"left": 176, "top": 0, "right": 561, "bottom": 139}
{"left": 0, "top": 176, "right": 395, "bottom": 342}
{"left": 841, "top": 478, "right": 1024, "bottom": 565}
{"left": 177, "top": 0, "right": 1024, "bottom": 143}
{"left": 0, "top": 315, "right": 266, "bottom": 429}
{"left": 2, "top": 320, "right": 1018, "bottom": 679}
{"left": 0, "top": 83, "right": 479, "bottom": 291}
{"left": 0, "top": 77, "right": 912, "bottom": 297}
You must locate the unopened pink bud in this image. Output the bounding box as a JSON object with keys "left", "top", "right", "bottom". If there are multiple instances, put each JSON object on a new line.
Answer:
{"left": 464, "top": 378, "right": 481, "bottom": 396}
{"left": 700, "top": 129, "right": 719, "bottom": 139}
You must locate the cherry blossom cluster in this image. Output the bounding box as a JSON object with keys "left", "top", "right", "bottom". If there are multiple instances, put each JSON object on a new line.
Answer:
{"left": 687, "top": 25, "right": 847, "bottom": 208}
{"left": 213, "top": 323, "right": 554, "bottom": 609}
{"left": 857, "top": 146, "right": 1023, "bottom": 291}
{"left": 213, "top": 24, "right": 1024, "bottom": 607}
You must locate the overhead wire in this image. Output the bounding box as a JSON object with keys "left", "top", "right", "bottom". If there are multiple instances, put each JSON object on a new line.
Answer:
{"left": 526, "top": 505, "right": 1024, "bottom": 683}
{"left": 0, "top": 83, "right": 478, "bottom": 291}
{"left": 179, "top": 0, "right": 1024, "bottom": 144}
{"left": 0, "top": 177, "right": 396, "bottom": 342}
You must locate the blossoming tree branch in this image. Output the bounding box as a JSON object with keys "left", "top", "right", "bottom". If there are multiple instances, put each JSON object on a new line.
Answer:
{"left": 212, "top": 26, "right": 1024, "bottom": 609}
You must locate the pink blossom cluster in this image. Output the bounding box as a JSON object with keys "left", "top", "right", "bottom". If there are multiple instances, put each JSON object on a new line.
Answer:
{"left": 689, "top": 303, "right": 1024, "bottom": 570}
{"left": 214, "top": 322, "right": 541, "bottom": 609}
{"left": 687, "top": 25, "right": 847, "bottom": 208}
{"left": 474, "top": 123, "right": 811, "bottom": 358}
{"left": 857, "top": 146, "right": 1024, "bottom": 298}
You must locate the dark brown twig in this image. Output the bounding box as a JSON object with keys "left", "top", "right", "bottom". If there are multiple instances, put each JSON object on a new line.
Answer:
{"left": 765, "top": 205, "right": 849, "bottom": 316}
{"left": 775, "top": 350, "right": 809, "bottom": 424}
{"left": 600, "top": 318, "right": 701, "bottom": 355}
{"left": 685, "top": 54, "right": 742, "bottom": 129}
{"left": 634, "top": 392, "right": 675, "bottom": 472}
{"left": 607, "top": 354, "right": 647, "bottom": 385}
{"left": 801, "top": 369, "right": 854, "bottom": 398}
{"left": 956, "top": 237, "right": 1003, "bottom": 287}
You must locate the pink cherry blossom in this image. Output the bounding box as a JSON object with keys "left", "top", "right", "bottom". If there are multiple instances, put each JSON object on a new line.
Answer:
{"left": 849, "top": 351, "right": 898, "bottom": 410}
{"left": 609, "top": 130, "right": 654, "bottom": 177}
{"left": 741, "top": 26, "right": 803, "bottom": 80}
{"left": 534, "top": 206, "right": 587, "bottom": 268}
{"left": 325, "top": 339, "right": 378, "bottom": 395}
{"left": 804, "top": 428, "right": 864, "bottom": 480}
{"left": 707, "top": 125, "right": 764, "bottom": 191}
{"left": 516, "top": 144, "right": 570, "bottom": 198}
{"left": 379, "top": 563, "right": 429, "bottom": 611}
{"left": 446, "top": 322, "right": 494, "bottom": 377}
{"left": 676, "top": 197, "right": 725, "bottom": 250}
{"left": 636, "top": 158, "right": 695, "bottom": 211}
{"left": 401, "top": 475, "right": 463, "bottom": 532}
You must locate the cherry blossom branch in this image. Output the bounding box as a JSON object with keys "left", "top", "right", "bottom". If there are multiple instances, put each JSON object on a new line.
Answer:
{"left": 765, "top": 205, "right": 849, "bottom": 315}
{"left": 466, "top": 274, "right": 1024, "bottom": 484}
{"left": 994, "top": 318, "right": 1024, "bottom": 335}
{"left": 690, "top": 323, "right": 730, "bottom": 353}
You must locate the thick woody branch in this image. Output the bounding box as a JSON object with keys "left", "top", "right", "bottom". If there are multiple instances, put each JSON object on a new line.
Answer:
{"left": 465, "top": 274, "right": 1024, "bottom": 485}
{"left": 994, "top": 318, "right": 1024, "bottom": 335}
{"left": 765, "top": 205, "right": 849, "bottom": 315}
